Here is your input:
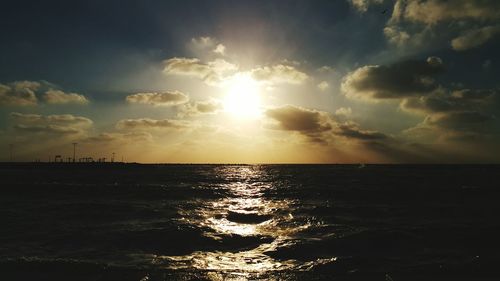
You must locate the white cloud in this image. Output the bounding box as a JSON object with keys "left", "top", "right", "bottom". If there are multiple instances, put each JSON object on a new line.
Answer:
{"left": 317, "top": 81, "right": 329, "bottom": 91}
{"left": 317, "top": 66, "right": 334, "bottom": 73}
{"left": 383, "top": 26, "right": 410, "bottom": 46}
{"left": 44, "top": 89, "right": 89, "bottom": 105}
{"left": 163, "top": 57, "right": 237, "bottom": 85}
{"left": 213, "top": 43, "right": 226, "bottom": 55}
{"left": 335, "top": 107, "right": 352, "bottom": 116}
{"left": 191, "top": 36, "right": 217, "bottom": 46}
{"left": 189, "top": 36, "right": 227, "bottom": 58}
{"left": 126, "top": 91, "right": 189, "bottom": 106}
{"left": 251, "top": 64, "right": 309, "bottom": 85}
{"left": 178, "top": 100, "right": 223, "bottom": 117}
{"left": 350, "top": 0, "right": 383, "bottom": 13}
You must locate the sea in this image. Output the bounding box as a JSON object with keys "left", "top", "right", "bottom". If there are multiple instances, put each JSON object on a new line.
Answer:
{"left": 1, "top": 164, "right": 499, "bottom": 281}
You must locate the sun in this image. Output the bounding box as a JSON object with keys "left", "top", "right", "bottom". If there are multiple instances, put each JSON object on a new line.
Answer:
{"left": 223, "top": 73, "right": 262, "bottom": 118}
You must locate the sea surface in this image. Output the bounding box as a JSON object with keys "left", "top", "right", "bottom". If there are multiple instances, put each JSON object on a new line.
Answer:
{"left": 1, "top": 164, "right": 499, "bottom": 280}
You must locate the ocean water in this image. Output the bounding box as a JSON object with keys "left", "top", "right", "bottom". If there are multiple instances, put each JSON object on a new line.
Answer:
{"left": 1, "top": 164, "right": 499, "bottom": 281}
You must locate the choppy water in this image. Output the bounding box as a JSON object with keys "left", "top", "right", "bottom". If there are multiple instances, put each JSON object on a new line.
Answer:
{"left": 1, "top": 164, "right": 499, "bottom": 280}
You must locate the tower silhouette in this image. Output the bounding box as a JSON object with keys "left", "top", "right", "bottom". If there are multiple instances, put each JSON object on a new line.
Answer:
{"left": 72, "top": 143, "right": 77, "bottom": 163}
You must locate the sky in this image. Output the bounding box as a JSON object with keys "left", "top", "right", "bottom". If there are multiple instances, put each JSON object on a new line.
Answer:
{"left": 1, "top": 0, "right": 499, "bottom": 163}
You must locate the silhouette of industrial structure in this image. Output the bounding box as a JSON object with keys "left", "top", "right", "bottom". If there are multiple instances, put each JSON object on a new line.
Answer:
{"left": 72, "top": 143, "right": 77, "bottom": 163}
{"left": 5, "top": 142, "right": 125, "bottom": 164}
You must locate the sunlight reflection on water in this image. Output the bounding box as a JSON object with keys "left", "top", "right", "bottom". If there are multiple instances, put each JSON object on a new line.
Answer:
{"left": 161, "top": 165, "right": 336, "bottom": 278}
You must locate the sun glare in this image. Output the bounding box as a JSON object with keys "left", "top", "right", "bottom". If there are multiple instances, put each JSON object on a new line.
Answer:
{"left": 223, "top": 73, "right": 262, "bottom": 118}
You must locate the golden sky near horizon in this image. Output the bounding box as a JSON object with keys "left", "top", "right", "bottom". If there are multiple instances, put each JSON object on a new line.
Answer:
{"left": 1, "top": 0, "right": 500, "bottom": 163}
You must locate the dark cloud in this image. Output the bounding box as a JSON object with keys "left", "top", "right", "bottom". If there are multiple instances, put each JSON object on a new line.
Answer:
{"left": 401, "top": 89, "right": 498, "bottom": 114}
{"left": 265, "top": 105, "right": 389, "bottom": 144}
{"left": 424, "top": 111, "right": 494, "bottom": 130}
{"left": 400, "top": 88, "right": 498, "bottom": 136}
{"left": 452, "top": 89, "right": 497, "bottom": 101}
{"left": 1, "top": 80, "right": 89, "bottom": 106}
{"left": 401, "top": 95, "right": 455, "bottom": 113}
{"left": 0, "top": 81, "right": 39, "bottom": 106}
{"left": 265, "top": 105, "right": 332, "bottom": 133}
{"left": 451, "top": 25, "right": 500, "bottom": 51}
{"left": 342, "top": 55, "right": 498, "bottom": 146}
{"left": 335, "top": 122, "right": 388, "bottom": 140}
{"left": 341, "top": 57, "right": 444, "bottom": 100}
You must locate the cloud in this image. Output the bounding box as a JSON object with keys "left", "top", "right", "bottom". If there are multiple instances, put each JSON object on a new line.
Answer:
{"left": 335, "top": 122, "right": 388, "bottom": 140}
{"left": 317, "top": 66, "right": 335, "bottom": 73}
{"left": 423, "top": 111, "right": 494, "bottom": 130}
{"left": 349, "top": 0, "right": 383, "bottom": 13}
{"left": 163, "top": 57, "right": 237, "bottom": 85}
{"left": 341, "top": 57, "right": 444, "bottom": 100}
{"left": 452, "top": 89, "right": 497, "bottom": 101}
{"left": 391, "top": 0, "right": 500, "bottom": 26}
{"left": 116, "top": 118, "right": 192, "bottom": 130}
{"left": 189, "top": 36, "right": 228, "bottom": 59}
{"left": 1, "top": 80, "right": 91, "bottom": 106}
{"left": 10, "top": 112, "right": 92, "bottom": 136}
{"left": 400, "top": 89, "right": 497, "bottom": 114}
{"left": 265, "top": 105, "right": 333, "bottom": 133}
{"left": 178, "top": 100, "right": 223, "bottom": 117}
{"left": 401, "top": 88, "right": 498, "bottom": 143}
{"left": 341, "top": 55, "right": 498, "bottom": 146}
{"left": 383, "top": 25, "right": 411, "bottom": 46}
{"left": 213, "top": 43, "right": 226, "bottom": 55}
{"left": 126, "top": 91, "right": 189, "bottom": 106}
{"left": 335, "top": 107, "right": 352, "bottom": 116}
{"left": 251, "top": 64, "right": 309, "bottom": 85}
{"left": 0, "top": 81, "right": 39, "bottom": 106}
{"left": 163, "top": 57, "right": 214, "bottom": 79}
{"left": 317, "top": 81, "right": 329, "bottom": 91}
{"left": 84, "top": 131, "right": 153, "bottom": 144}
{"left": 190, "top": 36, "right": 218, "bottom": 49}
{"left": 451, "top": 25, "right": 500, "bottom": 51}
{"left": 265, "top": 104, "right": 390, "bottom": 145}
{"left": 43, "top": 89, "right": 89, "bottom": 105}
{"left": 404, "top": 110, "right": 495, "bottom": 143}
{"left": 385, "top": 0, "right": 500, "bottom": 51}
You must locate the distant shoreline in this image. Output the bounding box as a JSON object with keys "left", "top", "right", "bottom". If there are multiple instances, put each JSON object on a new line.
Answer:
{"left": 0, "top": 162, "right": 499, "bottom": 168}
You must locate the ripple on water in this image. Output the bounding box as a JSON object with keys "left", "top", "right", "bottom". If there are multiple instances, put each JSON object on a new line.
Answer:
{"left": 164, "top": 166, "right": 338, "bottom": 276}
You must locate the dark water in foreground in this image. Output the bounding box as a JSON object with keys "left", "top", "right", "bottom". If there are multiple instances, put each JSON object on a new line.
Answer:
{"left": 1, "top": 164, "right": 499, "bottom": 280}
